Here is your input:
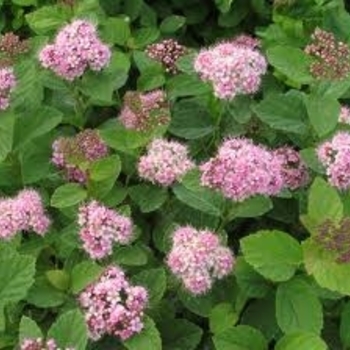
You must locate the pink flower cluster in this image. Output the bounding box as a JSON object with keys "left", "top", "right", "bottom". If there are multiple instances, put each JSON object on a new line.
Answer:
{"left": 317, "top": 132, "right": 350, "bottom": 189}
{"left": 138, "top": 138, "right": 194, "bottom": 186}
{"left": 20, "top": 338, "right": 74, "bottom": 350}
{"left": 200, "top": 138, "right": 284, "bottom": 202}
{"left": 167, "top": 226, "right": 234, "bottom": 295}
{"left": 79, "top": 266, "right": 148, "bottom": 341}
{"left": 274, "top": 146, "right": 309, "bottom": 190}
{"left": 119, "top": 90, "right": 170, "bottom": 131}
{"left": 39, "top": 19, "right": 111, "bottom": 81}
{"left": 0, "top": 67, "right": 16, "bottom": 110}
{"left": 0, "top": 189, "right": 50, "bottom": 240}
{"left": 339, "top": 105, "right": 350, "bottom": 125}
{"left": 52, "top": 129, "right": 108, "bottom": 184}
{"left": 78, "top": 200, "right": 133, "bottom": 259}
{"left": 194, "top": 35, "right": 267, "bottom": 100}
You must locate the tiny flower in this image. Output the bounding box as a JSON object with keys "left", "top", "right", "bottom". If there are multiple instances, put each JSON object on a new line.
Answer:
{"left": 166, "top": 226, "right": 234, "bottom": 295}
{"left": 138, "top": 138, "right": 194, "bottom": 186}
{"left": 20, "top": 337, "right": 75, "bottom": 350}
{"left": 78, "top": 200, "right": 133, "bottom": 259}
{"left": 339, "top": 105, "right": 350, "bottom": 125}
{"left": 79, "top": 266, "right": 148, "bottom": 341}
{"left": 0, "top": 32, "right": 29, "bottom": 58}
{"left": 119, "top": 90, "right": 170, "bottom": 131}
{"left": 0, "top": 66, "right": 16, "bottom": 110}
{"left": 146, "top": 39, "right": 187, "bottom": 74}
{"left": 39, "top": 19, "right": 111, "bottom": 81}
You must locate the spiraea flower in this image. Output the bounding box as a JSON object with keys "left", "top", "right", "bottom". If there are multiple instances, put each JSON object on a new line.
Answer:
{"left": 0, "top": 189, "right": 50, "bottom": 240}
{"left": 138, "top": 138, "right": 194, "bottom": 186}
{"left": 274, "top": 146, "right": 309, "bottom": 190}
{"left": 20, "top": 338, "right": 75, "bottom": 350}
{"left": 166, "top": 226, "right": 234, "bottom": 295}
{"left": 339, "top": 105, "right": 350, "bottom": 125}
{"left": 200, "top": 138, "right": 283, "bottom": 202}
{"left": 194, "top": 36, "right": 267, "bottom": 100}
{"left": 305, "top": 28, "right": 350, "bottom": 80}
{"left": 315, "top": 218, "right": 350, "bottom": 263}
{"left": 146, "top": 39, "right": 187, "bottom": 74}
{"left": 39, "top": 19, "right": 111, "bottom": 81}
{"left": 52, "top": 129, "right": 108, "bottom": 184}
{"left": 78, "top": 200, "right": 133, "bottom": 259}
{"left": 0, "top": 32, "right": 29, "bottom": 58}
{"left": 0, "top": 66, "right": 16, "bottom": 110}
{"left": 317, "top": 132, "right": 350, "bottom": 190}
{"left": 119, "top": 90, "right": 170, "bottom": 131}
{"left": 79, "top": 266, "right": 148, "bottom": 341}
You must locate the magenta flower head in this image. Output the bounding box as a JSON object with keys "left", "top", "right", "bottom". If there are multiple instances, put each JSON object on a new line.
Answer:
{"left": 138, "top": 138, "right": 195, "bottom": 186}
{"left": 0, "top": 189, "right": 50, "bottom": 240}
{"left": 20, "top": 338, "right": 75, "bottom": 350}
{"left": 79, "top": 265, "right": 148, "bottom": 341}
{"left": 194, "top": 35, "right": 267, "bottom": 100}
{"left": 274, "top": 146, "right": 309, "bottom": 190}
{"left": 119, "top": 90, "right": 170, "bottom": 131}
{"left": 200, "top": 138, "right": 284, "bottom": 202}
{"left": 166, "top": 226, "right": 234, "bottom": 295}
{"left": 78, "top": 200, "right": 133, "bottom": 260}
{"left": 52, "top": 129, "right": 108, "bottom": 184}
{"left": 39, "top": 19, "right": 111, "bottom": 81}
{"left": 317, "top": 131, "right": 350, "bottom": 190}
{"left": 0, "top": 66, "right": 16, "bottom": 110}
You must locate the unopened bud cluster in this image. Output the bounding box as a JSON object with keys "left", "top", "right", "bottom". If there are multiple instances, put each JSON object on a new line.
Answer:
{"left": 20, "top": 338, "right": 75, "bottom": 350}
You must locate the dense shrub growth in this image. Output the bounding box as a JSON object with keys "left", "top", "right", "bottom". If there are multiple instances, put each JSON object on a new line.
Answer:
{"left": 1, "top": 0, "right": 350, "bottom": 349}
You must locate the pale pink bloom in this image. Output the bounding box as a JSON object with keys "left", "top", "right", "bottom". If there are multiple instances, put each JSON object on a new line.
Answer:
{"left": 339, "top": 106, "right": 350, "bottom": 124}
{"left": 79, "top": 266, "right": 148, "bottom": 341}
{"left": 166, "top": 226, "right": 234, "bottom": 295}
{"left": 138, "top": 138, "right": 194, "bottom": 186}
{"left": 20, "top": 337, "right": 75, "bottom": 350}
{"left": 78, "top": 200, "right": 133, "bottom": 259}
{"left": 0, "top": 67, "right": 16, "bottom": 110}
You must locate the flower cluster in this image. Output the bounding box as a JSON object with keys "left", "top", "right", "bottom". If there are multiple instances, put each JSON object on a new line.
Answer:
{"left": 79, "top": 266, "right": 148, "bottom": 341}
{"left": 52, "top": 129, "right": 108, "bottom": 184}
{"left": 274, "top": 146, "right": 309, "bottom": 190}
{"left": 231, "top": 34, "right": 261, "bottom": 49}
{"left": 200, "top": 138, "right": 284, "bottom": 202}
{"left": 167, "top": 226, "right": 234, "bottom": 295}
{"left": 0, "top": 189, "right": 50, "bottom": 240}
{"left": 315, "top": 218, "right": 350, "bottom": 263}
{"left": 339, "top": 105, "right": 350, "bottom": 125}
{"left": 0, "top": 66, "right": 16, "bottom": 110}
{"left": 20, "top": 338, "right": 75, "bottom": 350}
{"left": 0, "top": 32, "right": 29, "bottom": 58}
{"left": 39, "top": 19, "right": 111, "bottom": 81}
{"left": 78, "top": 200, "right": 133, "bottom": 259}
{"left": 194, "top": 36, "right": 267, "bottom": 100}
{"left": 146, "top": 39, "right": 187, "bottom": 74}
{"left": 304, "top": 28, "right": 350, "bottom": 80}
{"left": 138, "top": 138, "right": 194, "bottom": 186}
{"left": 317, "top": 132, "right": 350, "bottom": 190}
{"left": 119, "top": 90, "right": 170, "bottom": 131}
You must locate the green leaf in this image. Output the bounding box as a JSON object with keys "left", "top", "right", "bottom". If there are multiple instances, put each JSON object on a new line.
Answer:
{"left": 169, "top": 98, "right": 215, "bottom": 139}
{"left": 159, "top": 319, "right": 203, "bottom": 350}
{"left": 253, "top": 91, "right": 307, "bottom": 134}
{"left": 48, "top": 309, "right": 88, "bottom": 350}
{"left": 113, "top": 245, "right": 148, "bottom": 266}
{"left": 129, "top": 184, "right": 168, "bottom": 213}
{"left": 132, "top": 268, "right": 166, "bottom": 307}
{"left": 19, "top": 316, "right": 42, "bottom": 343}
{"left": 275, "top": 332, "right": 327, "bottom": 350}
{"left": 124, "top": 316, "right": 161, "bottom": 350}
{"left": 213, "top": 325, "right": 268, "bottom": 350}
{"left": 240, "top": 230, "right": 303, "bottom": 282}
{"left": 229, "top": 196, "right": 273, "bottom": 219}
{"left": 0, "top": 111, "right": 14, "bottom": 162}
{"left": 132, "top": 27, "right": 160, "bottom": 48}
{"left": 215, "top": 0, "right": 234, "bottom": 13}
{"left": 340, "top": 301, "right": 350, "bottom": 347}
{"left": 137, "top": 67, "right": 165, "bottom": 91}
{"left": 276, "top": 278, "right": 323, "bottom": 334}
{"left": 90, "top": 155, "right": 121, "bottom": 182}
{"left": 45, "top": 270, "right": 70, "bottom": 292}
{"left": 160, "top": 15, "right": 186, "bottom": 33}
{"left": 12, "top": 0, "right": 37, "bottom": 5}
{"left": 51, "top": 183, "right": 87, "bottom": 208}
{"left": 123, "top": 0, "right": 143, "bottom": 21}
{"left": 303, "top": 238, "right": 350, "bottom": 296}
{"left": 306, "top": 95, "right": 340, "bottom": 137}
{"left": 0, "top": 252, "right": 35, "bottom": 303}
{"left": 300, "top": 149, "right": 324, "bottom": 174}
{"left": 71, "top": 261, "right": 103, "bottom": 294}
{"left": 267, "top": 46, "right": 313, "bottom": 84}
{"left": 210, "top": 303, "right": 238, "bottom": 334}
{"left": 301, "top": 177, "right": 343, "bottom": 234}
{"left": 101, "top": 17, "right": 131, "bottom": 45}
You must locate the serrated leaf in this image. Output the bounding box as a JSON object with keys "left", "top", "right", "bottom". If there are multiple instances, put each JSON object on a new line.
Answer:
{"left": 90, "top": 155, "right": 121, "bottom": 182}
{"left": 275, "top": 332, "right": 327, "bottom": 350}
{"left": 113, "top": 245, "right": 148, "bottom": 266}
{"left": 46, "top": 270, "right": 70, "bottom": 292}
{"left": 19, "top": 316, "right": 42, "bottom": 343}
{"left": 160, "top": 15, "right": 186, "bottom": 33}
{"left": 241, "top": 230, "right": 303, "bottom": 282}
{"left": 51, "top": 184, "right": 87, "bottom": 208}
{"left": 71, "top": 261, "right": 103, "bottom": 294}
{"left": 210, "top": 303, "right": 238, "bottom": 334}
{"left": 101, "top": 17, "right": 131, "bottom": 45}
